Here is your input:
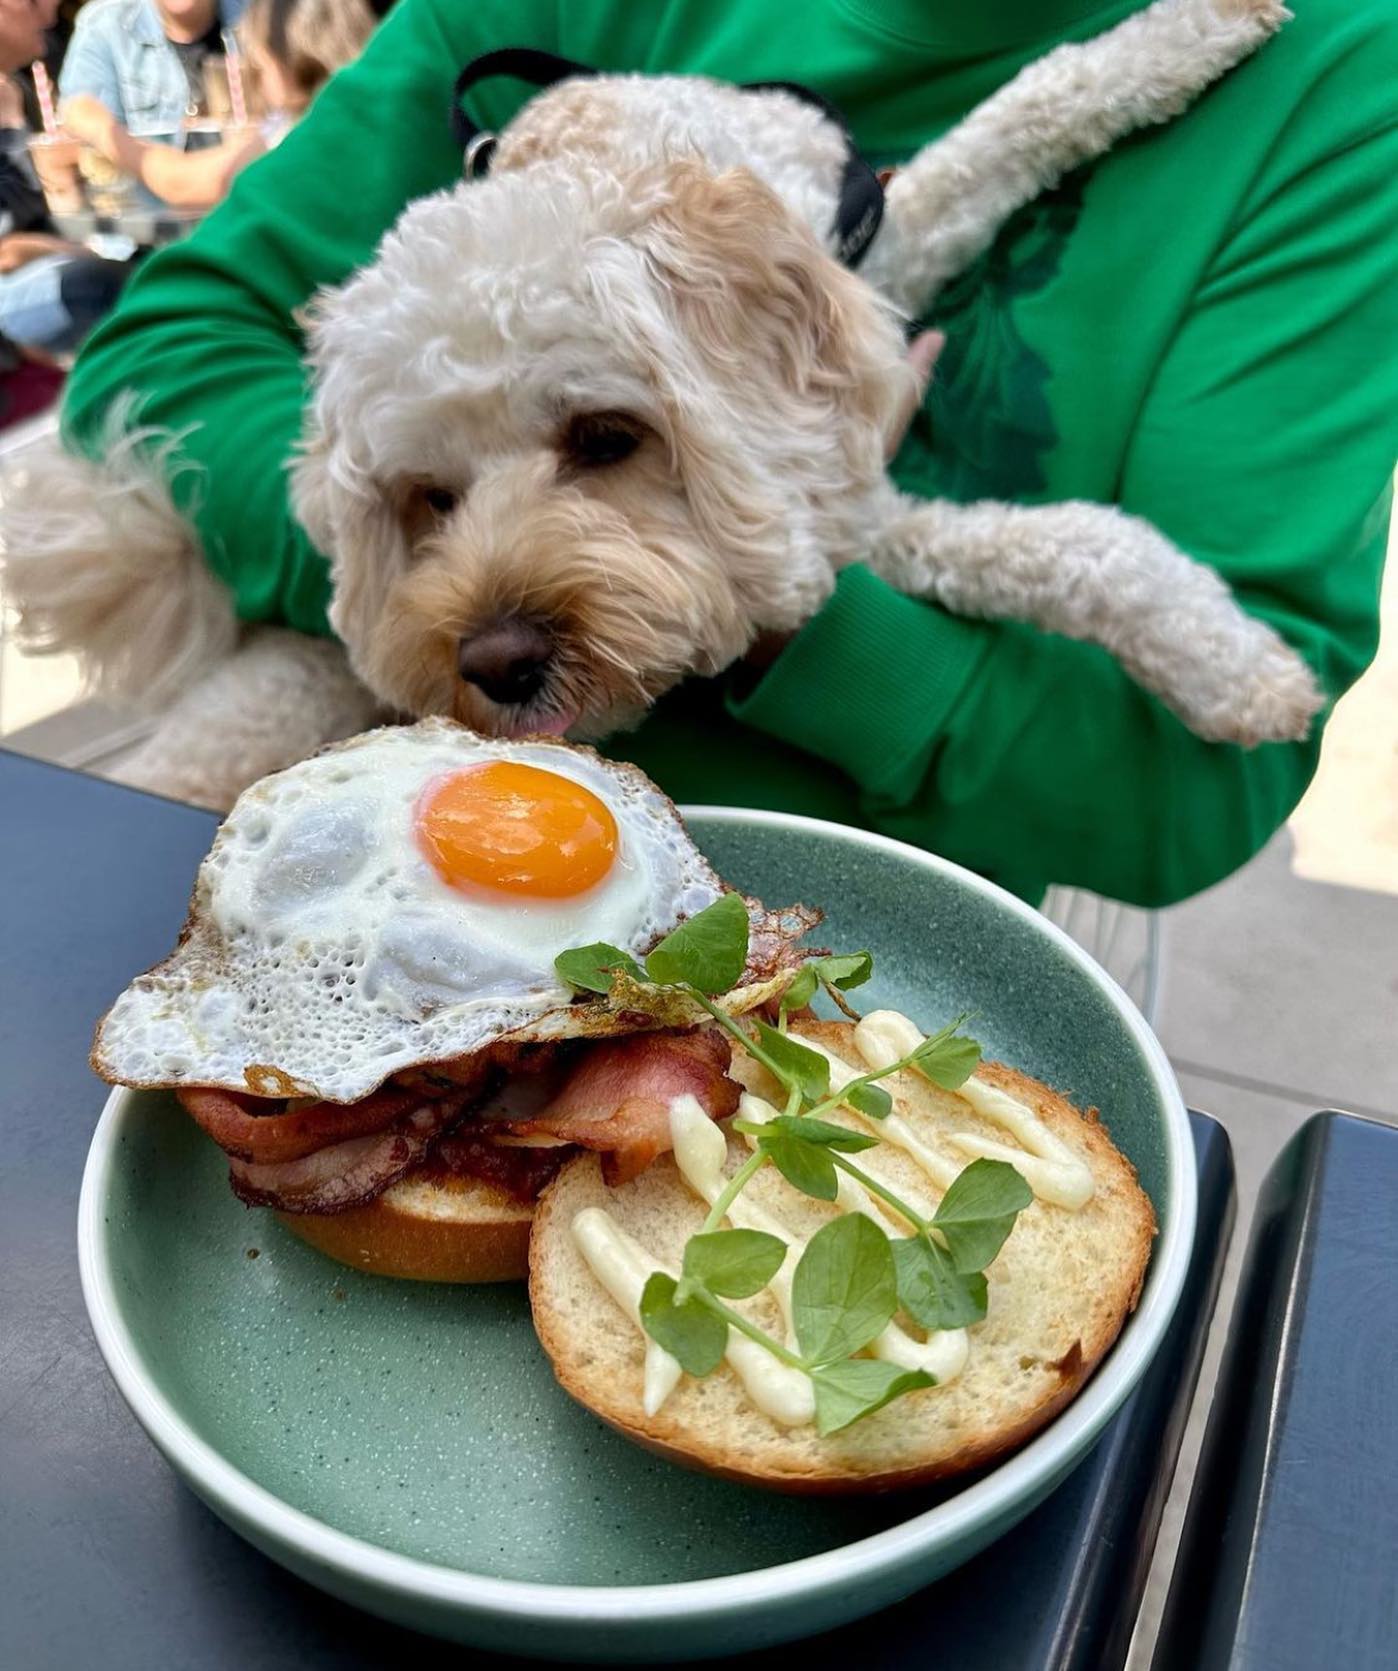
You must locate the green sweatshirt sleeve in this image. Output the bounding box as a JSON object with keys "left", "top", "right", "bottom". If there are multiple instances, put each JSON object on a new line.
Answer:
{"left": 734, "top": 114, "right": 1398, "bottom": 907}
{"left": 60, "top": 0, "right": 546, "bottom": 633}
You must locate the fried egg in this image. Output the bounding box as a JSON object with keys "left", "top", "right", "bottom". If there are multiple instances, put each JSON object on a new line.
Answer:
{"left": 94, "top": 721, "right": 803, "bottom": 1103}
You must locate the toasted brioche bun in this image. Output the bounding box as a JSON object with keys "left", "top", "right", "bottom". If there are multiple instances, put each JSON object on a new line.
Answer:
{"left": 529, "top": 1019, "right": 1155, "bottom": 1493}
{"left": 277, "top": 1171, "right": 534, "bottom": 1283}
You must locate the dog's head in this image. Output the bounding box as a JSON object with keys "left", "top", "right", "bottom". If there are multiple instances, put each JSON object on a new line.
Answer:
{"left": 294, "top": 158, "right": 909, "bottom": 738}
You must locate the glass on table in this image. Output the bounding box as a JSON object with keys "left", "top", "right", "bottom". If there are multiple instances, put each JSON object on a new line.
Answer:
{"left": 26, "top": 130, "right": 86, "bottom": 214}
{"left": 186, "top": 53, "right": 265, "bottom": 143}
{"left": 76, "top": 142, "right": 138, "bottom": 217}
{"left": 201, "top": 55, "right": 233, "bottom": 124}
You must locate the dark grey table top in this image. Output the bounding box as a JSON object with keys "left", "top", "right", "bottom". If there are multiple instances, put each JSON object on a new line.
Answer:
{"left": 0, "top": 749, "right": 1232, "bottom": 1668}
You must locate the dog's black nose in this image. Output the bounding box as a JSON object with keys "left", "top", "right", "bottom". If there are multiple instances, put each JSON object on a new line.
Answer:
{"left": 457, "top": 618, "right": 554, "bottom": 706}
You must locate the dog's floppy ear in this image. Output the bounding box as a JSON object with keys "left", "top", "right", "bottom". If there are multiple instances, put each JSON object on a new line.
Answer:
{"left": 288, "top": 427, "right": 337, "bottom": 556}
{"left": 608, "top": 160, "right": 911, "bottom": 632}
{"left": 291, "top": 292, "right": 415, "bottom": 666}
{"left": 640, "top": 162, "right": 911, "bottom": 459}
{"left": 290, "top": 427, "right": 412, "bottom": 659}
{"left": 289, "top": 288, "right": 350, "bottom": 558}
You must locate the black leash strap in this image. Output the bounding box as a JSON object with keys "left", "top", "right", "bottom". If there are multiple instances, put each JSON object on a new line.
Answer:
{"left": 741, "top": 79, "right": 884, "bottom": 269}
{"left": 448, "top": 51, "right": 885, "bottom": 271}
{"left": 449, "top": 49, "right": 597, "bottom": 179}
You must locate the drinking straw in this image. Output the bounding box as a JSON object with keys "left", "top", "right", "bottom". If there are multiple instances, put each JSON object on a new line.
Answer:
{"left": 221, "top": 33, "right": 247, "bottom": 128}
{"left": 32, "top": 63, "right": 58, "bottom": 137}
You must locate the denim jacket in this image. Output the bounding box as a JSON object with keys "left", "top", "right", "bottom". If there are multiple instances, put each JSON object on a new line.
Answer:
{"left": 58, "top": 0, "right": 246, "bottom": 139}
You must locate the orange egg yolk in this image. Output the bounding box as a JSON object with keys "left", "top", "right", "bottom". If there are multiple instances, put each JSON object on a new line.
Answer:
{"left": 416, "top": 762, "right": 618, "bottom": 899}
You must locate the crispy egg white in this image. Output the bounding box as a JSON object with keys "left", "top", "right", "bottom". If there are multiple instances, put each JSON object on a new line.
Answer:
{"left": 95, "top": 723, "right": 733, "bottom": 1102}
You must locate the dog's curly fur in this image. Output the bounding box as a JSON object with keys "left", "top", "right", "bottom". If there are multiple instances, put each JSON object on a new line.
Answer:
{"left": 293, "top": 152, "right": 910, "bottom": 740}
{"left": 1, "top": 0, "right": 1320, "bottom": 810}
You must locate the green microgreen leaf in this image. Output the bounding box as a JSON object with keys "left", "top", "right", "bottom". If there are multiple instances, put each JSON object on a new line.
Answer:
{"left": 814, "top": 952, "right": 874, "bottom": 991}
{"left": 761, "top": 1127, "right": 839, "bottom": 1201}
{"left": 931, "top": 1158, "right": 1033, "bottom": 1274}
{"left": 639, "top": 1272, "right": 726, "bottom": 1376}
{"left": 779, "top": 953, "right": 874, "bottom": 1020}
{"left": 769, "top": 1115, "right": 878, "bottom": 1153}
{"left": 809, "top": 1358, "right": 936, "bottom": 1436}
{"left": 845, "top": 1081, "right": 892, "bottom": 1120}
{"left": 644, "top": 892, "right": 749, "bottom": 994}
{"left": 892, "top": 1234, "right": 988, "bottom": 1330}
{"left": 910, "top": 1016, "right": 982, "bottom": 1091}
{"left": 625, "top": 988, "right": 1017, "bottom": 1426}
{"left": 682, "top": 1229, "right": 786, "bottom": 1300}
{"left": 778, "top": 965, "right": 819, "bottom": 1015}
{"left": 750, "top": 1019, "right": 830, "bottom": 1103}
{"left": 792, "top": 1213, "right": 897, "bottom": 1364}
{"left": 554, "top": 942, "right": 643, "bottom": 995}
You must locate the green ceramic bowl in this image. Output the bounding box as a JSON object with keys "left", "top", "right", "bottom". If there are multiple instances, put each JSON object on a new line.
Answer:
{"left": 79, "top": 808, "right": 1193, "bottom": 1661}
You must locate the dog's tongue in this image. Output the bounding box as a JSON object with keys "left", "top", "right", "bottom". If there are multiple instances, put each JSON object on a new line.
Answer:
{"left": 521, "top": 708, "right": 578, "bottom": 739}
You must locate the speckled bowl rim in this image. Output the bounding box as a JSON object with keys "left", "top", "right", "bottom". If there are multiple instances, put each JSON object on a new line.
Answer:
{"left": 78, "top": 806, "right": 1195, "bottom": 1633}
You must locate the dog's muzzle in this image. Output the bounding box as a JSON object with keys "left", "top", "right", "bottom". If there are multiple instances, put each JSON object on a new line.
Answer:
{"left": 457, "top": 616, "right": 555, "bottom": 707}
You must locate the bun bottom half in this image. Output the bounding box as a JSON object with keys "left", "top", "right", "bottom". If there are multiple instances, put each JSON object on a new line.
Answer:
{"left": 277, "top": 1172, "right": 534, "bottom": 1283}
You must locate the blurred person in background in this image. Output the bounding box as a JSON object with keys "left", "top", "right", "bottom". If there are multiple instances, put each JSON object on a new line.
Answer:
{"left": 0, "top": 0, "right": 132, "bottom": 368}
{"left": 238, "top": 0, "right": 375, "bottom": 141}
{"left": 58, "top": 0, "right": 263, "bottom": 208}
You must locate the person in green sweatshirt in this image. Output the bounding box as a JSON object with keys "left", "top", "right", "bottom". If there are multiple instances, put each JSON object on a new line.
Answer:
{"left": 52, "top": 0, "right": 1398, "bottom": 907}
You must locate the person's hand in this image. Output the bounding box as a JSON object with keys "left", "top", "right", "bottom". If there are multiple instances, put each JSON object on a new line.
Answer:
{"left": 0, "top": 231, "right": 82, "bottom": 271}
{"left": 60, "top": 94, "right": 124, "bottom": 161}
{"left": 99, "top": 125, "right": 268, "bottom": 210}
{"left": 0, "top": 75, "right": 27, "bottom": 130}
{"left": 171, "top": 129, "right": 267, "bottom": 208}
{"left": 216, "top": 126, "right": 269, "bottom": 189}
{"left": 885, "top": 329, "right": 944, "bottom": 461}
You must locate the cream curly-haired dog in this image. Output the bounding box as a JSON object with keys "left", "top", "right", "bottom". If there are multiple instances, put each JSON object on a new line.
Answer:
{"left": 4, "top": 0, "right": 1319, "bottom": 809}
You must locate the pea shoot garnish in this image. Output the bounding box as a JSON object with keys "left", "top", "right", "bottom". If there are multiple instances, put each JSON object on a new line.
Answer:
{"left": 555, "top": 895, "right": 1031, "bottom": 1434}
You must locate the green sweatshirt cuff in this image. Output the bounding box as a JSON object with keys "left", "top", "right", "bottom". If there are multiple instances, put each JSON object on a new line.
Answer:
{"left": 726, "top": 565, "right": 991, "bottom": 794}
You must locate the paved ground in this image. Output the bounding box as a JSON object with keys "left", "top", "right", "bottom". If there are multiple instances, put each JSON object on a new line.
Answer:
{"left": 1291, "top": 549, "right": 1398, "bottom": 897}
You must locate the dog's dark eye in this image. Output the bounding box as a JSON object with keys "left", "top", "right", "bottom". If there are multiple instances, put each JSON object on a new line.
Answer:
{"left": 562, "top": 411, "right": 646, "bottom": 469}
{"left": 396, "top": 481, "right": 463, "bottom": 545}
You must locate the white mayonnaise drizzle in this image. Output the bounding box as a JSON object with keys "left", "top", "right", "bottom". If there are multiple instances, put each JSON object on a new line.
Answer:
{"left": 568, "top": 1006, "right": 1093, "bottom": 1428}
{"left": 799, "top": 1034, "right": 961, "bottom": 1189}
{"left": 570, "top": 1202, "right": 815, "bottom": 1427}
{"left": 852, "top": 1010, "right": 1095, "bottom": 1210}
{"left": 570, "top": 1208, "right": 684, "bottom": 1416}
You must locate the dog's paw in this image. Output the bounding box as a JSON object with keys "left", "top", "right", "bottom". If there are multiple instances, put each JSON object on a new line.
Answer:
{"left": 1183, "top": 629, "right": 1325, "bottom": 747}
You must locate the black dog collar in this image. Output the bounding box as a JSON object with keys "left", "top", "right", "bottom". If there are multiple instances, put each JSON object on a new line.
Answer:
{"left": 448, "top": 49, "right": 885, "bottom": 271}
